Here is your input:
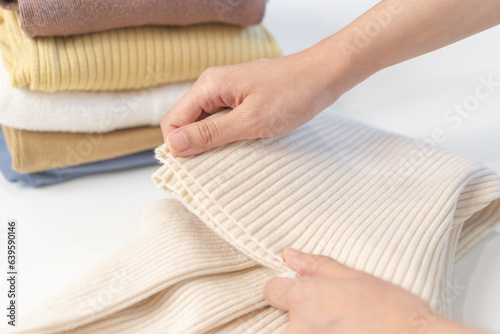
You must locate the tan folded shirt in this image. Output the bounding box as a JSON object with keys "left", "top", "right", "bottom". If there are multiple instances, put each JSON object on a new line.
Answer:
{"left": 9, "top": 112, "right": 500, "bottom": 334}
{"left": 0, "top": 9, "right": 281, "bottom": 92}
{"left": 2, "top": 125, "right": 163, "bottom": 173}
{"left": 0, "top": 0, "right": 268, "bottom": 38}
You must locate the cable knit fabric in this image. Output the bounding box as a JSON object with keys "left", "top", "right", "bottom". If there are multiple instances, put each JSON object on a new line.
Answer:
{"left": 0, "top": 9, "right": 281, "bottom": 92}
{"left": 0, "top": 64, "right": 194, "bottom": 133}
{"left": 1, "top": 125, "right": 163, "bottom": 173}
{"left": 8, "top": 112, "right": 500, "bottom": 333}
{"left": 0, "top": 0, "right": 268, "bottom": 38}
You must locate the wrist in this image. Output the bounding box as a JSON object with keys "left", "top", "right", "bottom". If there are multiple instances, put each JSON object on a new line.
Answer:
{"left": 306, "top": 31, "right": 379, "bottom": 104}
{"left": 280, "top": 42, "right": 350, "bottom": 109}
{"left": 307, "top": 0, "right": 409, "bottom": 100}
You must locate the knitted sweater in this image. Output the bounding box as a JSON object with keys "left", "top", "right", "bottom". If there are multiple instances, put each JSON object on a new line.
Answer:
{"left": 0, "top": 63, "right": 194, "bottom": 133}
{"left": 0, "top": 10, "right": 281, "bottom": 92}
{"left": 2, "top": 125, "right": 163, "bottom": 173}
{"left": 0, "top": 0, "right": 268, "bottom": 38}
{"left": 0, "top": 126, "right": 158, "bottom": 187}
{"left": 9, "top": 112, "right": 500, "bottom": 333}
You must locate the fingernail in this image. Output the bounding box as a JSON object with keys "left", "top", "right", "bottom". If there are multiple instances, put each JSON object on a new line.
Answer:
{"left": 167, "top": 132, "right": 189, "bottom": 152}
{"left": 284, "top": 248, "right": 303, "bottom": 270}
{"left": 285, "top": 248, "right": 302, "bottom": 257}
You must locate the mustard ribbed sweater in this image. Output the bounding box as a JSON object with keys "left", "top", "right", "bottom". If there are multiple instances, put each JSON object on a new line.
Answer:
{"left": 9, "top": 113, "right": 500, "bottom": 333}
{"left": 2, "top": 125, "right": 163, "bottom": 173}
{"left": 0, "top": 10, "right": 281, "bottom": 92}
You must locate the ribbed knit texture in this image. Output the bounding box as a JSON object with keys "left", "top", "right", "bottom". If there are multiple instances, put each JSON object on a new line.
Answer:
{"left": 0, "top": 0, "right": 268, "bottom": 38}
{"left": 8, "top": 199, "right": 273, "bottom": 334}
{"left": 152, "top": 112, "right": 500, "bottom": 312}
{"left": 8, "top": 113, "right": 500, "bottom": 334}
{"left": 2, "top": 125, "right": 163, "bottom": 173}
{"left": 0, "top": 9, "right": 281, "bottom": 92}
{"left": 0, "top": 62, "right": 194, "bottom": 133}
{"left": 0, "top": 126, "right": 159, "bottom": 187}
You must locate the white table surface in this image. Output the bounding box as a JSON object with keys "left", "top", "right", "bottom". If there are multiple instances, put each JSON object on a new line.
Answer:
{"left": 1, "top": 0, "right": 499, "bottom": 331}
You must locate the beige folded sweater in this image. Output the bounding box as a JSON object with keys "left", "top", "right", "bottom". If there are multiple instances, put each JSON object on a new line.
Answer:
{"left": 9, "top": 112, "right": 500, "bottom": 333}
{"left": 0, "top": 0, "right": 268, "bottom": 38}
{"left": 2, "top": 125, "right": 163, "bottom": 173}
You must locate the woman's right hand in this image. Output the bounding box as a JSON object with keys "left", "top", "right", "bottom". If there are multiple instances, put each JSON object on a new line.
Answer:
{"left": 160, "top": 43, "right": 349, "bottom": 156}
{"left": 161, "top": 0, "right": 500, "bottom": 157}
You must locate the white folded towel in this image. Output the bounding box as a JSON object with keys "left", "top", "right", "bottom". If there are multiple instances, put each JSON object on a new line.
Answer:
{"left": 0, "top": 64, "right": 193, "bottom": 133}
{"left": 9, "top": 112, "right": 500, "bottom": 334}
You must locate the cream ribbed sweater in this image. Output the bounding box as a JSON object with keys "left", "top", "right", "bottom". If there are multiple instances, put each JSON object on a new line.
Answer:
{"left": 0, "top": 61, "right": 194, "bottom": 133}
{"left": 0, "top": 10, "right": 281, "bottom": 92}
{"left": 9, "top": 113, "right": 500, "bottom": 334}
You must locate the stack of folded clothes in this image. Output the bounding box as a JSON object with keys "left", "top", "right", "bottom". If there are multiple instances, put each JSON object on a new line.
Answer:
{"left": 0, "top": 0, "right": 281, "bottom": 187}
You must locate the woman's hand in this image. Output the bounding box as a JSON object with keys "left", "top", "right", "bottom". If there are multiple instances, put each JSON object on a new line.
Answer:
{"left": 264, "top": 249, "right": 488, "bottom": 334}
{"left": 161, "top": 0, "right": 500, "bottom": 157}
{"left": 160, "top": 45, "right": 349, "bottom": 156}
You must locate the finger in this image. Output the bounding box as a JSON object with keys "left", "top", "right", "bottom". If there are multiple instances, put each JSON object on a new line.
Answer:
{"left": 160, "top": 67, "right": 235, "bottom": 142}
{"left": 160, "top": 87, "right": 225, "bottom": 142}
{"left": 284, "top": 248, "right": 357, "bottom": 279}
{"left": 166, "top": 103, "right": 254, "bottom": 156}
{"left": 264, "top": 277, "right": 299, "bottom": 311}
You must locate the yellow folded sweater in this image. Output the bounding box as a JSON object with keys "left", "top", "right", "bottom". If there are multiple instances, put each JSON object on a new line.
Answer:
{"left": 0, "top": 10, "right": 281, "bottom": 92}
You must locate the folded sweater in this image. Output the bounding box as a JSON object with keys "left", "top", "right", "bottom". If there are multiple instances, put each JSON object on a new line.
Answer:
{"left": 0, "top": 0, "right": 268, "bottom": 38}
{"left": 0, "top": 63, "right": 194, "bottom": 133}
{"left": 0, "top": 9, "right": 281, "bottom": 92}
{"left": 9, "top": 112, "right": 500, "bottom": 333}
{"left": 0, "top": 127, "right": 158, "bottom": 187}
{"left": 1, "top": 125, "right": 163, "bottom": 173}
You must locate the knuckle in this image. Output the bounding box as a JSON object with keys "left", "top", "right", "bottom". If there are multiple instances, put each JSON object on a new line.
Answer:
{"left": 199, "top": 66, "right": 223, "bottom": 84}
{"left": 200, "top": 66, "right": 216, "bottom": 77}
{"left": 195, "top": 67, "right": 230, "bottom": 111}
{"left": 267, "top": 286, "right": 285, "bottom": 305}
{"left": 195, "top": 119, "right": 220, "bottom": 146}
{"left": 250, "top": 57, "right": 272, "bottom": 67}
{"left": 160, "top": 113, "right": 170, "bottom": 127}
{"left": 304, "top": 255, "right": 327, "bottom": 273}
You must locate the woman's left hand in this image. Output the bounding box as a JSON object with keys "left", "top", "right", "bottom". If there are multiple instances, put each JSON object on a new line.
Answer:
{"left": 264, "top": 249, "right": 475, "bottom": 334}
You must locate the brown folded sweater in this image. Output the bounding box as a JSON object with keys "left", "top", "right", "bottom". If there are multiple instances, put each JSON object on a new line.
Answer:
{"left": 0, "top": 0, "right": 268, "bottom": 37}
{"left": 1, "top": 125, "right": 163, "bottom": 173}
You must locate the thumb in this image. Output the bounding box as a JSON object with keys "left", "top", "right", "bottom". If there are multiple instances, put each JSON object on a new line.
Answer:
{"left": 166, "top": 107, "right": 251, "bottom": 156}
{"left": 283, "top": 248, "right": 358, "bottom": 279}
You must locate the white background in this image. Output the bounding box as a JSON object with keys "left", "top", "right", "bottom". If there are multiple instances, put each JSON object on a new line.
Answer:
{"left": 1, "top": 0, "right": 500, "bottom": 331}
